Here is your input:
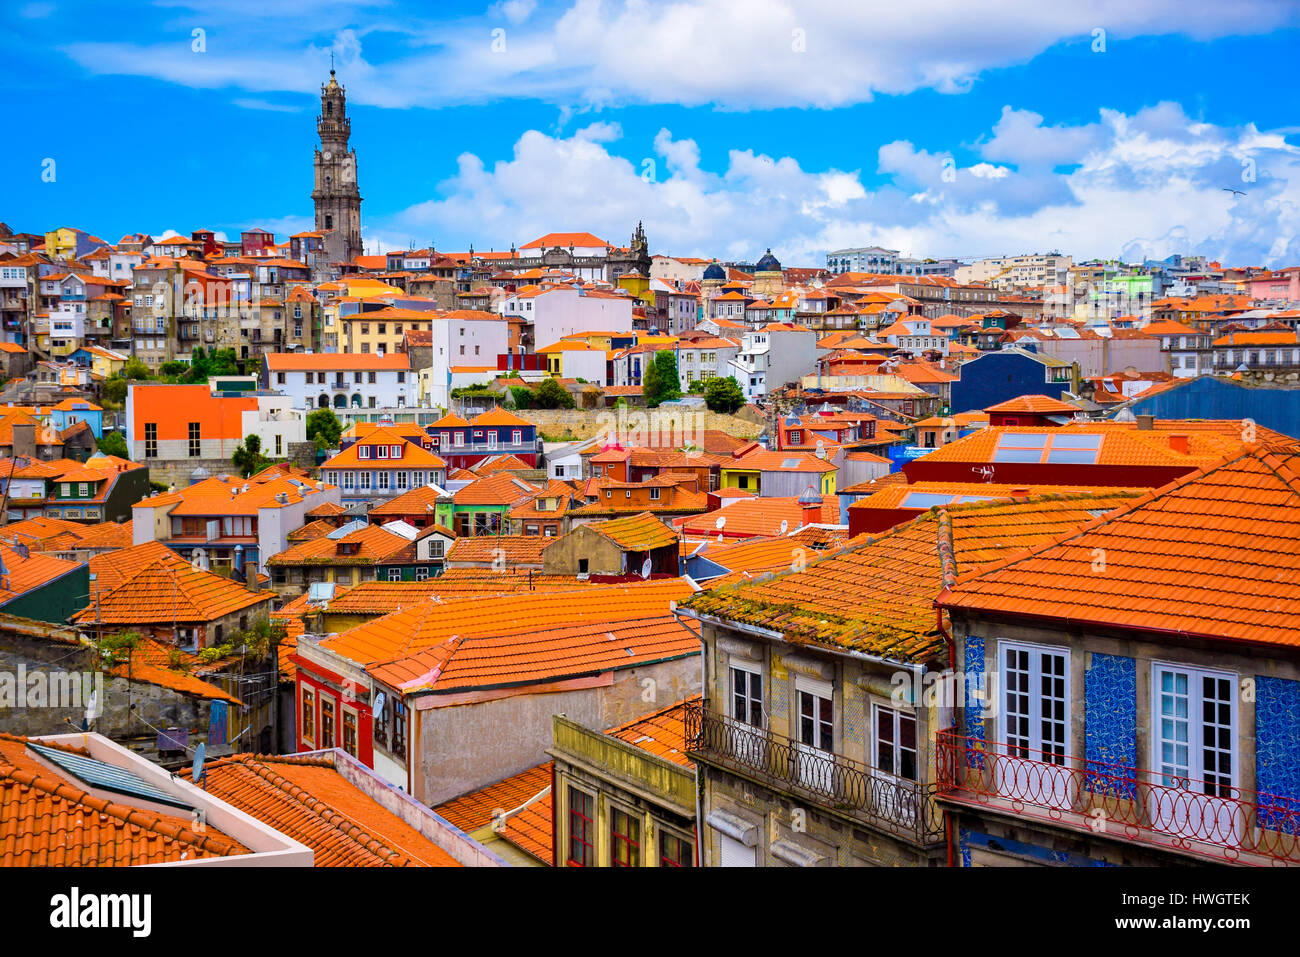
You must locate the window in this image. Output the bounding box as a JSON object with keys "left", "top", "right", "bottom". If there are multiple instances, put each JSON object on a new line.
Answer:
{"left": 1153, "top": 663, "right": 1236, "bottom": 798}
{"left": 610, "top": 807, "right": 640, "bottom": 867}
{"left": 368, "top": 371, "right": 377, "bottom": 384}
{"left": 358, "top": 445, "right": 371, "bottom": 459}
{"left": 567, "top": 788, "right": 595, "bottom": 867}
{"left": 342, "top": 710, "right": 358, "bottom": 756}
{"left": 388, "top": 567, "right": 402, "bottom": 581}
{"left": 320, "top": 699, "right": 335, "bottom": 748}
{"left": 301, "top": 688, "right": 315, "bottom": 745}
{"left": 998, "top": 641, "right": 1071, "bottom": 809}
{"left": 77, "top": 483, "right": 88, "bottom": 497}
{"left": 144, "top": 423, "right": 158, "bottom": 459}
{"left": 730, "top": 664, "right": 762, "bottom": 727}
{"left": 649, "top": 487, "right": 661, "bottom": 500}
{"left": 276, "top": 372, "right": 286, "bottom": 385}
{"left": 415, "top": 565, "right": 429, "bottom": 581}
{"left": 391, "top": 699, "right": 407, "bottom": 760}
{"left": 874, "top": 705, "right": 918, "bottom": 781}
{"left": 799, "top": 682, "right": 833, "bottom": 752}
{"left": 659, "top": 831, "right": 693, "bottom": 867}
{"left": 511, "top": 429, "right": 522, "bottom": 444}
{"left": 429, "top": 539, "right": 444, "bottom": 558}
{"left": 354, "top": 371, "right": 363, "bottom": 383}
{"left": 188, "top": 421, "right": 201, "bottom": 457}
{"left": 377, "top": 445, "right": 390, "bottom": 459}
{"left": 389, "top": 444, "right": 401, "bottom": 458}
{"left": 376, "top": 471, "right": 390, "bottom": 491}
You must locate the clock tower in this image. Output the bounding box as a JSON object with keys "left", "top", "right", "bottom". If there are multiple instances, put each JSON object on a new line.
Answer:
{"left": 312, "top": 68, "right": 362, "bottom": 264}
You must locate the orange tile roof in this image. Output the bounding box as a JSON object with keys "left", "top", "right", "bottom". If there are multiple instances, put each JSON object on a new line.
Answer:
{"left": 305, "top": 501, "right": 348, "bottom": 518}
{"left": 915, "top": 423, "right": 1249, "bottom": 468}
{"left": 470, "top": 453, "right": 534, "bottom": 476}
{"left": 588, "top": 511, "right": 679, "bottom": 550}
{"left": 727, "top": 449, "right": 837, "bottom": 473}
{"left": 984, "top": 394, "right": 1081, "bottom": 415}
{"left": 472, "top": 407, "right": 531, "bottom": 427}
{"left": 678, "top": 496, "right": 843, "bottom": 538}
{"left": 683, "top": 492, "right": 1139, "bottom": 663}
{"left": 849, "top": 481, "right": 1146, "bottom": 512}
{"left": 264, "top": 352, "right": 411, "bottom": 370}
{"left": 322, "top": 429, "right": 446, "bottom": 470}
{"left": 367, "top": 483, "right": 448, "bottom": 516}
{"left": 694, "top": 527, "right": 847, "bottom": 575}
{"left": 109, "top": 637, "right": 242, "bottom": 704}
{"left": 605, "top": 696, "right": 699, "bottom": 769}
{"left": 0, "top": 545, "right": 83, "bottom": 604}
{"left": 453, "top": 473, "right": 539, "bottom": 506}
{"left": 367, "top": 609, "right": 700, "bottom": 695}
{"left": 941, "top": 446, "right": 1300, "bottom": 648}
{"left": 0, "top": 733, "right": 248, "bottom": 866}
{"left": 266, "top": 524, "right": 412, "bottom": 567}
{"left": 286, "top": 518, "right": 339, "bottom": 542}
{"left": 520, "top": 232, "right": 609, "bottom": 249}
{"left": 71, "top": 560, "right": 272, "bottom": 626}
{"left": 87, "top": 540, "right": 189, "bottom": 600}
{"left": 434, "top": 763, "right": 554, "bottom": 864}
{"left": 192, "top": 754, "right": 461, "bottom": 866}
{"left": 322, "top": 578, "right": 695, "bottom": 670}
{"left": 446, "top": 535, "right": 548, "bottom": 565}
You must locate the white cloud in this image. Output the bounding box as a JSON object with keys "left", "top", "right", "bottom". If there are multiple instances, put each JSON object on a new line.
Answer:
{"left": 61, "top": 0, "right": 1300, "bottom": 110}
{"left": 373, "top": 104, "right": 1300, "bottom": 266}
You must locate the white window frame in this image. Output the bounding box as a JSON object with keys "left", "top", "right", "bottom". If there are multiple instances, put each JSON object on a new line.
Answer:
{"left": 729, "top": 660, "right": 763, "bottom": 728}
{"left": 997, "top": 639, "right": 1071, "bottom": 810}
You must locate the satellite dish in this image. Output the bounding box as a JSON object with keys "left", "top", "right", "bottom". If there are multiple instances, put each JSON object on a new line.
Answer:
{"left": 373, "top": 691, "right": 387, "bottom": 714}
{"left": 84, "top": 688, "right": 100, "bottom": 729}
{"left": 640, "top": 557, "right": 652, "bottom": 579}
{"left": 715, "top": 515, "right": 726, "bottom": 530}
{"left": 191, "top": 742, "right": 206, "bottom": 787}
{"left": 779, "top": 519, "right": 789, "bottom": 534}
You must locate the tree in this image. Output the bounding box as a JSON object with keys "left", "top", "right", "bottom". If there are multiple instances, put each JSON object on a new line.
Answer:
{"left": 508, "top": 386, "right": 534, "bottom": 410}
{"left": 122, "top": 357, "right": 151, "bottom": 380}
{"left": 534, "top": 377, "right": 574, "bottom": 409}
{"left": 158, "top": 360, "right": 189, "bottom": 379}
{"left": 232, "top": 434, "right": 272, "bottom": 477}
{"left": 704, "top": 376, "right": 746, "bottom": 414}
{"left": 305, "top": 407, "right": 343, "bottom": 451}
{"left": 97, "top": 430, "right": 128, "bottom": 458}
{"left": 643, "top": 350, "right": 682, "bottom": 408}
{"left": 100, "top": 375, "right": 128, "bottom": 409}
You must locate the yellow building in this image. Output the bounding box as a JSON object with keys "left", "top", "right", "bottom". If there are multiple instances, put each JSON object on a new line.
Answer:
{"left": 719, "top": 448, "right": 837, "bottom": 496}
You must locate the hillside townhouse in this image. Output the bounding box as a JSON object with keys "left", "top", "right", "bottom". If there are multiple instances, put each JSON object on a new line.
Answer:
{"left": 677, "top": 491, "right": 1136, "bottom": 866}
{"left": 133, "top": 470, "right": 341, "bottom": 577}
{"left": 499, "top": 283, "right": 635, "bottom": 348}
{"left": 729, "top": 323, "right": 819, "bottom": 400}
{"left": 1212, "top": 329, "right": 1300, "bottom": 374}
{"left": 1141, "top": 319, "right": 1214, "bottom": 377}
{"left": 878, "top": 315, "right": 948, "bottom": 357}
{"left": 427, "top": 407, "right": 539, "bottom": 469}
{"left": 293, "top": 579, "right": 701, "bottom": 804}
{"left": 675, "top": 335, "right": 741, "bottom": 389}
{"left": 937, "top": 446, "right": 1300, "bottom": 866}
{"left": 261, "top": 352, "right": 416, "bottom": 410}
{"left": 319, "top": 426, "right": 449, "bottom": 505}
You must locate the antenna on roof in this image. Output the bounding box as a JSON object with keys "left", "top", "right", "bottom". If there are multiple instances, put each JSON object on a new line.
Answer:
{"left": 191, "top": 742, "right": 207, "bottom": 788}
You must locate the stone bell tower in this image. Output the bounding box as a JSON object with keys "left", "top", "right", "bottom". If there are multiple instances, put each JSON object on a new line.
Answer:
{"left": 311, "top": 67, "right": 362, "bottom": 263}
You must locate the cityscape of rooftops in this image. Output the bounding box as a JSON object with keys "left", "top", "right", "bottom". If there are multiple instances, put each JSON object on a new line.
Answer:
{"left": 0, "top": 0, "right": 1295, "bottom": 930}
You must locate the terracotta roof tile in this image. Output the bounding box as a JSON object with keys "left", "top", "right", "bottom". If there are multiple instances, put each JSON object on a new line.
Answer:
{"left": 434, "top": 763, "right": 554, "bottom": 864}
{"left": 588, "top": 511, "right": 679, "bottom": 550}
{"left": 72, "top": 560, "right": 272, "bottom": 626}
{"left": 0, "top": 733, "right": 248, "bottom": 866}
{"left": 193, "top": 754, "right": 461, "bottom": 866}
{"left": 942, "top": 447, "right": 1300, "bottom": 648}
{"left": 446, "top": 535, "right": 548, "bottom": 565}
{"left": 683, "top": 492, "right": 1139, "bottom": 663}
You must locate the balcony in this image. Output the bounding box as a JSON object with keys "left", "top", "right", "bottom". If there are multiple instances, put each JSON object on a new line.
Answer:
{"left": 685, "top": 701, "right": 944, "bottom": 847}
{"left": 935, "top": 730, "right": 1300, "bottom": 866}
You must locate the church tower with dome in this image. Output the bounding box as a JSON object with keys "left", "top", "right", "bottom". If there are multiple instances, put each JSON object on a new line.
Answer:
{"left": 751, "top": 248, "right": 784, "bottom": 298}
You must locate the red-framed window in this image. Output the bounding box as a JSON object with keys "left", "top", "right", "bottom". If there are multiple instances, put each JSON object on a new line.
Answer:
{"left": 659, "top": 831, "right": 693, "bottom": 867}
{"left": 611, "top": 807, "right": 640, "bottom": 867}
{"left": 567, "top": 787, "right": 595, "bottom": 867}
{"left": 320, "top": 697, "right": 336, "bottom": 748}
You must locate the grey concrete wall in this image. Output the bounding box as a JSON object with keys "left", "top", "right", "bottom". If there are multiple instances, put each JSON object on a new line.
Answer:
{"left": 415, "top": 656, "right": 701, "bottom": 806}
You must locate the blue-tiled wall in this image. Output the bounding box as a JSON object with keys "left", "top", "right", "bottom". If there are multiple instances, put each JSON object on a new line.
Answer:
{"left": 1084, "top": 653, "right": 1137, "bottom": 798}
{"left": 1256, "top": 675, "right": 1300, "bottom": 834}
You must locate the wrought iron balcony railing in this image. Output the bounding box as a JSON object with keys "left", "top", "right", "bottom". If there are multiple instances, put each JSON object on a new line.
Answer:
{"left": 684, "top": 701, "right": 945, "bottom": 847}
{"left": 935, "top": 729, "right": 1300, "bottom": 866}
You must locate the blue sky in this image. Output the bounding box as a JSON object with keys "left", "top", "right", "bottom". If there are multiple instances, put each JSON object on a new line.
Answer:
{"left": 4, "top": 0, "right": 1300, "bottom": 266}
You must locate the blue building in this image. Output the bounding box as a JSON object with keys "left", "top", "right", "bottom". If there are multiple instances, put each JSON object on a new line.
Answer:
{"left": 49, "top": 398, "right": 104, "bottom": 439}
{"left": 949, "top": 346, "right": 1076, "bottom": 414}
{"left": 1127, "top": 374, "right": 1300, "bottom": 443}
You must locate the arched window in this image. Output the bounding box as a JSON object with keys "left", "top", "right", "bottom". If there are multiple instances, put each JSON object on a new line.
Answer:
{"left": 333, "top": 394, "right": 346, "bottom": 409}
{"left": 318, "top": 394, "right": 329, "bottom": 408}
{"left": 351, "top": 394, "right": 362, "bottom": 407}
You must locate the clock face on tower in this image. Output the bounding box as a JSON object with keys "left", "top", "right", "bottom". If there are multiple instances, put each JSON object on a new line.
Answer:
{"left": 323, "top": 151, "right": 332, "bottom": 160}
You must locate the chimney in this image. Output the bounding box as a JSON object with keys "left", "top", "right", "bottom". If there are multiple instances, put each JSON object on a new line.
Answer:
{"left": 1135, "top": 414, "right": 1155, "bottom": 431}
{"left": 1009, "top": 487, "right": 1031, "bottom": 499}
{"left": 11, "top": 423, "right": 35, "bottom": 459}
{"left": 1168, "top": 434, "right": 1189, "bottom": 455}
{"left": 797, "top": 485, "right": 823, "bottom": 526}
